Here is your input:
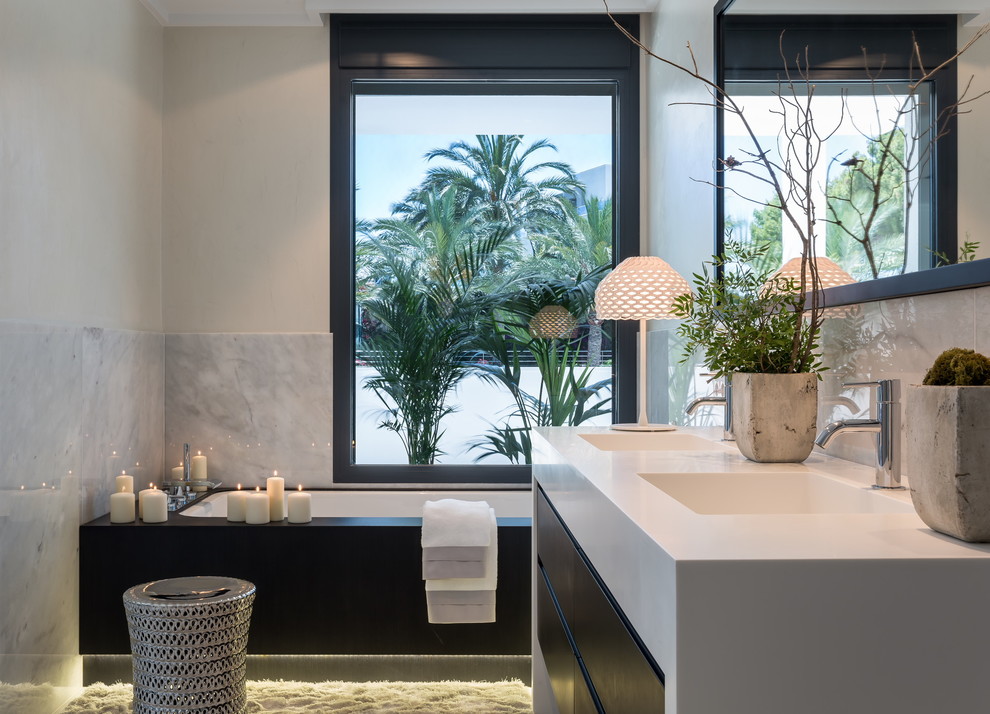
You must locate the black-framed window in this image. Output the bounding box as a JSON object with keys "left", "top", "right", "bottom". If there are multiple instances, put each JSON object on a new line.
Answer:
{"left": 330, "top": 15, "right": 640, "bottom": 485}
{"left": 714, "top": 11, "right": 990, "bottom": 305}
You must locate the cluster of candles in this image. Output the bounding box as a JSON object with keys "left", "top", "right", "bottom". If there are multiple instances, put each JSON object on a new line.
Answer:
{"left": 109, "top": 472, "right": 167, "bottom": 524}
{"left": 226, "top": 471, "right": 311, "bottom": 524}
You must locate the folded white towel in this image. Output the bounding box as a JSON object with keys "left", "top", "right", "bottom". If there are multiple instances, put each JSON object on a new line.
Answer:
{"left": 426, "top": 602, "right": 495, "bottom": 624}
{"left": 421, "top": 499, "right": 491, "bottom": 548}
{"left": 426, "top": 508, "right": 497, "bottom": 590}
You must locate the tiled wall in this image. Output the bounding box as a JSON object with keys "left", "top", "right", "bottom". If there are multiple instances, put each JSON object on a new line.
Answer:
{"left": 164, "top": 333, "right": 333, "bottom": 489}
{"left": 0, "top": 322, "right": 163, "bottom": 693}
{"left": 816, "top": 285, "right": 989, "bottom": 468}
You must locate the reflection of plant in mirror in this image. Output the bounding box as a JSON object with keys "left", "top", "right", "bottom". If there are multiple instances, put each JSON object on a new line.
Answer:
{"left": 931, "top": 238, "right": 980, "bottom": 267}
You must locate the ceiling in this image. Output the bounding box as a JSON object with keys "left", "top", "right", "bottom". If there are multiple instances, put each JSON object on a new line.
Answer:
{"left": 139, "top": 0, "right": 990, "bottom": 27}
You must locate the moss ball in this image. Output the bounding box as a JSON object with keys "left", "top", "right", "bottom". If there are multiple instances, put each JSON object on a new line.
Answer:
{"left": 923, "top": 348, "right": 990, "bottom": 386}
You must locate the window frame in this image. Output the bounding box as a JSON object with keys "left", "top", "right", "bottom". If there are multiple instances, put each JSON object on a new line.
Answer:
{"left": 329, "top": 14, "right": 641, "bottom": 485}
{"left": 714, "top": 8, "right": 990, "bottom": 305}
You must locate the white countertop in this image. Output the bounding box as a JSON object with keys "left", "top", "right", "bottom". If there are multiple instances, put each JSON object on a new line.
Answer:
{"left": 532, "top": 425, "right": 990, "bottom": 714}
{"left": 534, "top": 425, "right": 990, "bottom": 562}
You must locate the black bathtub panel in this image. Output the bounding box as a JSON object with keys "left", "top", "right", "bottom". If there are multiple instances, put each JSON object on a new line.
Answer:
{"left": 79, "top": 516, "right": 531, "bottom": 656}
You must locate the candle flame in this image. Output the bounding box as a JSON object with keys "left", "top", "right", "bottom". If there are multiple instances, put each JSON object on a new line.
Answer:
{"left": 237, "top": 483, "right": 242, "bottom": 491}
{"left": 255, "top": 486, "right": 260, "bottom": 492}
{"left": 273, "top": 470, "right": 278, "bottom": 477}
{"left": 42, "top": 482, "right": 46, "bottom": 487}
{"left": 197, "top": 450, "right": 202, "bottom": 456}
{"left": 298, "top": 484, "right": 303, "bottom": 491}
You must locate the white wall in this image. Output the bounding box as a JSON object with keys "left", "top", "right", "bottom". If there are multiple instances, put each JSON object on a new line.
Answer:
{"left": 643, "top": 0, "right": 717, "bottom": 276}
{"left": 163, "top": 26, "right": 331, "bottom": 333}
{"left": 956, "top": 21, "right": 990, "bottom": 259}
{"left": 0, "top": 0, "right": 163, "bottom": 331}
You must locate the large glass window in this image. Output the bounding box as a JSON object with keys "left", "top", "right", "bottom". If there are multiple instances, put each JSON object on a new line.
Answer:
{"left": 330, "top": 15, "right": 640, "bottom": 484}
{"left": 353, "top": 92, "right": 615, "bottom": 466}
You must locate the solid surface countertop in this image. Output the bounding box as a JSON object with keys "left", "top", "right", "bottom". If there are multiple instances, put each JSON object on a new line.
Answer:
{"left": 532, "top": 425, "right": 990, "bottom": 562}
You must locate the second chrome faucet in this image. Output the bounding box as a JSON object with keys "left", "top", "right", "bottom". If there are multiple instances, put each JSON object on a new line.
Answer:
{"left": 815, "top": 379, "right": 902, "bottom": 489}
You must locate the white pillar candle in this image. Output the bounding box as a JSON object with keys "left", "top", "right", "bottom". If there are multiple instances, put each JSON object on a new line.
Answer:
{"left": 191, "top": 451, "right": 208, "bottom": 491}
{"left": 141, "top": 487, "right": 168, "bottom": 523}
{"left": 115, "top": 472, "right": 134, "bottom": 494}
{"left": 109, "top": 491, "right": 135, "bottom": 523}
{"left": 267, "top": 471, "right": 285, "bottom": 521}
{"left": 287, "top": 485, "right": 312, "bottom": 524}
{"left": 227, "top": 485, "right": 247, "bottom": 522}
{"left": 245, "top": 487, "right": 270, "bottom": 524}
{"left": 170, "top": 464, "right": 184, "bottom": 482}
{"left": 137, "top": 484, "right": 156, "bottom": 519}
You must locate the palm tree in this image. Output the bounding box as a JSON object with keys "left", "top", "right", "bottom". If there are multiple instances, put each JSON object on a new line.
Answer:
{"left": 393, "top": 135, "right": 582, "bottom": 246}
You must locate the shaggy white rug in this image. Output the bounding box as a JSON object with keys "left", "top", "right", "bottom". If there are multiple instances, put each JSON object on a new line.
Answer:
{"left": 61, "top": 679, "right": 533, "bottom": 713}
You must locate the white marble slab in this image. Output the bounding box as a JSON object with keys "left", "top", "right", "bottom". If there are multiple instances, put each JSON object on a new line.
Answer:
{"left": 79, "top": 327, "right": 164, "bottom": 523}
{"left": 165, "top": 333, "right": 332, "bottom": 488}
{"left": 0, "top": 322, "right": 81, "bottom": 688}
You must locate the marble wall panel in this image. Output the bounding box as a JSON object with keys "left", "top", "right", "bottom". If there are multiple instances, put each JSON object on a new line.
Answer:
{"left": 165, "top": 333, "right": 332, "bottom": 489}
{"left": 79, "top": 328, "right": 165, "bottom": 524}
{"left": 0, "top": 323, "right": 82, "bottom": 688}
{"left": 817, "top": 289, "right": 978, "bottom": 468}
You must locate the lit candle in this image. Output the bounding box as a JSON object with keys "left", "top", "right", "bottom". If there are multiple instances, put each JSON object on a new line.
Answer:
{"left": 287, "top": 485, "right": 311, "bottom": 524}
{"left": 109, "top": 491, "right": 135, "bottom": 523}
{"left": 137, "top": 483, "right": 156, "bottom": 519}
{"left": 191, "top": 450, "right": 208, "bottom": 491}
{"left": 115, "top": 471, "right": 134, "bottom": 494}
{"left": 141, "top": 486, "right": 168, "bottom": 523}
{"left": 171, "top": 463, "right": 184, "bottom": 482}
{"left": 267, "top": 470, "right": 285, "bottom": 521}
{"left": 227, "top": 484, "right": 247, "bottom": 522}
{"left": 245, "top": 487, "right": 269, "bottom": 524}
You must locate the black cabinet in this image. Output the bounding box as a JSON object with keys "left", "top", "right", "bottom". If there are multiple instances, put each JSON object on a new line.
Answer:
{"left": 536, "top": 487, "right": 665, "bottom": 713}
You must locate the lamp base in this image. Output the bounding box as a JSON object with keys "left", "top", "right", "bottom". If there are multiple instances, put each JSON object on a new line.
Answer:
{"left": 609, "top": 423, "right": 677, "bottom": 432}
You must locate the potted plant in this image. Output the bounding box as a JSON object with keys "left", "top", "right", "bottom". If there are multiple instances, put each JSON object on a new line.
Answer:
{"left": 905, "top": 348, "right": 990, "bottom": 542}
{"left": 672, "top": 241, "right": 823, "bottom": 463}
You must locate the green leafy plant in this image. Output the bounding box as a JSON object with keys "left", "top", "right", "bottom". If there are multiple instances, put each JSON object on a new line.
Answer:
{"left": 930, "top": 238, "right": 981, "bottom": 267}
{"left": 922, "top": 348, "right": 990, "bottom": 386}
{"left": 671, "top": 241, "right": 824, "bottom": 381}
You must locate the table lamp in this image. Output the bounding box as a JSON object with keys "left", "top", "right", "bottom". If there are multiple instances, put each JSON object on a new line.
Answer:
{"left": 595, "top": 256, "right": 691, "bottom": 431}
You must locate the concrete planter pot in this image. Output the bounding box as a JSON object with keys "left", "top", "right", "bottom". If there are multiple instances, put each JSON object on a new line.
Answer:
{"left": 905, "top": 385, "right": 990, "bottom": 542}
{"left": 731, "top": 372, "right": 818, "bottom": 463}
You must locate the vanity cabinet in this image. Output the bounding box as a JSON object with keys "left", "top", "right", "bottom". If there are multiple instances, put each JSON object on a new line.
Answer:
{"left": 536, "top": 487, "right": 665, "bottom": 713}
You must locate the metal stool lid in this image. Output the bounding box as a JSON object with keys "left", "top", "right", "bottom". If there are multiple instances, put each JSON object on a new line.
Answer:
{"left": 124, "top": 576, "right": 255, "bottom": 606}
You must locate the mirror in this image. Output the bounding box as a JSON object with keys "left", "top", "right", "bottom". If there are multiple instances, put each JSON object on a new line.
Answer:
{"left": 716, "top": 0, "right": 990, "bottom": 306}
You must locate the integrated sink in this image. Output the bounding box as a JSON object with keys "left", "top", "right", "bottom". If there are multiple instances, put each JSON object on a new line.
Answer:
{"left": 639, "top": 471, "right": 915, "bottom": 515}
{"left": 579, "top": 432, "right": 724, "bottom": 452}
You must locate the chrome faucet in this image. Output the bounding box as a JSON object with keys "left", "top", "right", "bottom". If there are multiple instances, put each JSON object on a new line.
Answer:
{"left": 685, "top": 375, "right": 734, "bottom": 441}
{"left": 815, "top": 379, "right": 902, "bottom": 489}
{"left": 163, "top": 442, "right": 222, "bottom": 510}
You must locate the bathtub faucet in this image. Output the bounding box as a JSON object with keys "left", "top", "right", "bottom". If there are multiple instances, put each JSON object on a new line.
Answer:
{"left": 163, "top": 443, "right": 222, "bottom": 510}
{"left": 815, "top": 379, "right": 902, "bottom": 490}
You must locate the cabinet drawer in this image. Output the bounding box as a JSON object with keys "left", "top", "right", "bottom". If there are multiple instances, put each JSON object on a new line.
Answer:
{"left": 537, "top": 565, "right": 578, "bottom": 714}
{"left": 537, "top": 488, "right": 575, "bottom": 623}
{"left": 570, "top": 536, "right": 664, "bottom": 713}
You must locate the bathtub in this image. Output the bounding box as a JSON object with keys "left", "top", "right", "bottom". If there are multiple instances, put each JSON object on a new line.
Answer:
{"left": 80, "top": 488, "right": 533, "bottom": 659}
{"left": 180, "top": 489, "right": 532, "bottom": 519}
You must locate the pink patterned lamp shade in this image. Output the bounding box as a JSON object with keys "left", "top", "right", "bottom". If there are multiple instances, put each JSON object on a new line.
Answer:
{"left": 768, "top": 257, "right": 855, "bottom": 291}
{"left": 595, "top": 256, "right": 692, "bottom": 320}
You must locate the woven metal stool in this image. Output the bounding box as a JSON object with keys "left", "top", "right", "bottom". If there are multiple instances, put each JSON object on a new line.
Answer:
{"left": 123, "top": 576, "right": 256, "bottom": 714}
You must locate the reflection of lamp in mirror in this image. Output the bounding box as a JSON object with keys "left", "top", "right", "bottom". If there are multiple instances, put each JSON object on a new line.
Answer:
{"left": 765, "top": 257, "right": 855, "bottom": 291}
{"left": 595, "top": 256, "right": 691, "bottom": 431}
{"left": 764, "top": 256, "right": 858, "bottom": 318}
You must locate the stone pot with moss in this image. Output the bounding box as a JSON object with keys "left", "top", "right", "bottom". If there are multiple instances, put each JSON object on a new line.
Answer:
{"left": 906, "top": 348, "right": 990, "bottom": 542}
